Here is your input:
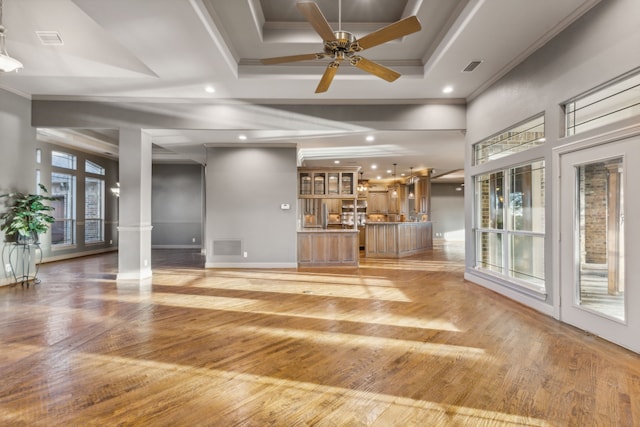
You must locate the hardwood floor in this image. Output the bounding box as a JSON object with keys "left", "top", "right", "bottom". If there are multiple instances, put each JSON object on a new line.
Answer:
{"left": 0, "top": 241, "right": 638, "bottom": 426}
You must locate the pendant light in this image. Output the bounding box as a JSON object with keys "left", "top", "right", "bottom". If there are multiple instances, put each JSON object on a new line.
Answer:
{"left": 357, "top": 171, "right": 367, "bottom": 193}
{"left": 390, "top": 163, "right": 398, "bottom": 199}
{"left": 0, "top": 0, "right": 23, "bottom": 72}
{"left": 408, "top": 167, "right": 415, "bottom": 200}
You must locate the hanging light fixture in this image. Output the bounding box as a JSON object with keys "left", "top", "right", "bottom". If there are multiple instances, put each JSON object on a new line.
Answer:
{"left": 390, "top": 163, "right": 398, "bottom": 199}
{"left": 408, "top": 167, "right": 415, "bottom": 200}
{"left": 0, "top": 0, "right": 23, "bottom": 72}
{"left": 357, "top": 171, "right": 368, "bottom": 193}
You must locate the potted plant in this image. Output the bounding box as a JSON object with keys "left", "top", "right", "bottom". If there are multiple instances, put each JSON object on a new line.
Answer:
{"left": 0, "top": 184, "right": 56, "bottom": 244}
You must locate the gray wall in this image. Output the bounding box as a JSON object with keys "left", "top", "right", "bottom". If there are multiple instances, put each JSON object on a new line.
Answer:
{"left": 205, "top": 147, "right": 297, "bottom": 267}
{"left": 0, "top": 89, "right": 36, "bottom": 285}
{"left": 431, "top": 183, "right": 464, "bottom": 240}
{"left": 464, "top": 0, "right": 640, "bottom": 312}
{"left": 152, "top": 163, "right": 204, "bottom": 248}
{"left": 0, "top": 89, "right": 35, "bottom": 198}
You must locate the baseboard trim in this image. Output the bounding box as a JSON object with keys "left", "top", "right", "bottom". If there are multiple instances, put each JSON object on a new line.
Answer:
{"left": 464, "top": 271, "right": 554, "bottom": 317}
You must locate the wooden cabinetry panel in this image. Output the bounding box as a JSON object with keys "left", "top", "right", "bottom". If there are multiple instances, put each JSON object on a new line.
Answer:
{"left": 298, "top": 231, "right": 359, "bottom": 267}
{"left": 365, "top": 222, "right": 432, "bottom": 258}
{"left": 367, "top": 192, "right": 388, "bottom": 213}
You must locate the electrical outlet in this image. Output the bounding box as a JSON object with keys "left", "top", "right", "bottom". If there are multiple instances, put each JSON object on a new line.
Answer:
{"left": 243, "top": 251, "right": 248, "bottom": 258}
{"left": 192, "top": 237, "right": 196, "bottom": 243}
{"left": 4, "top": 264, "right": 12, "bottom": 273}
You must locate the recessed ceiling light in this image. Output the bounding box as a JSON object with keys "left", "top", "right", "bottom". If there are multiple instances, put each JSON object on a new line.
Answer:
{"left": 376, "top": 175, "right": 381, "bottom": 180}
{"left": 386, "top": 169, "right": 392, "bottom": 174}
{"left": 442, "top": 85, "right": 454, "bottom": 94}
{"left": 334, "top": 160, "right": 340, "bottom": 164}
{"left": 205, "top": 86, "right": 215, "bottom": 93}
{"left": 238, "top": 134, "right": 247, "bottom": 140}
{"left": 366, "top": 135, "right": 375, "bottom": 142}
{"left": 371, "top": 164, "right": 377, "bottom": 169}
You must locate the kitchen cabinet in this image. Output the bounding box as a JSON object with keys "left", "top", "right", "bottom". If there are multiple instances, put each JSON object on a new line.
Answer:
{"left": 367, "top": 191, "right": 388, "bottom": 213}
{"left": 298, "top": 167, "right": 359, "bottom": 198}
{"left": 365, "top": 221, "right": 433, "bottom": 258}
{"left": 298, "top": 230, "right": 359, "bottom": 266}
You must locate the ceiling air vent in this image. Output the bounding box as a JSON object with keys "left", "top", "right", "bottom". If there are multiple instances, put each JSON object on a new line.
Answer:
{"left": 35, "top": 31, "right": 64, "bottom": 46}
{"left": 463, "top": 60, "right": 482, "bottom": 72}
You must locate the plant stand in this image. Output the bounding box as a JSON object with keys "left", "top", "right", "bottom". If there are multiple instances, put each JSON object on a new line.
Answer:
{"left": 2, "top": 242, "right": 42, "bottom": 285}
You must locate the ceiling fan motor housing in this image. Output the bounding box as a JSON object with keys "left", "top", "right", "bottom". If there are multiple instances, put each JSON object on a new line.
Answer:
{"left": 324, "top": 31, "right": 359, "bottom": 58}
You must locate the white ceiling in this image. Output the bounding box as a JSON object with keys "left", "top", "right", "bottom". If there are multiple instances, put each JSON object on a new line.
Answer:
{"left": 0, "top": 0, "right": 600, "bottom": 182}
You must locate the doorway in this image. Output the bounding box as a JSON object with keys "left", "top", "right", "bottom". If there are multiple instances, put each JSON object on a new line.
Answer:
{"left": 559, "top": 137, "right": 639, "bottom": 353}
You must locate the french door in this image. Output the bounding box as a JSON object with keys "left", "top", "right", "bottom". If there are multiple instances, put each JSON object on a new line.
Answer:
{"left": 559, "top": 137, "right": 640, "bottom": 353}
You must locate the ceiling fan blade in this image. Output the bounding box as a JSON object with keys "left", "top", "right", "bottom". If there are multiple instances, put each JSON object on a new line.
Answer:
{"left": 315, "top": 61, "right": 340, "bottom": 93}
{"left": 261, "top": 53, "right": 325, "bottom": 65}
{"left": 356, "top": 16, "right": 421, "bottom": 50}
{"left": 351, "top": 57, "right": 400, "bottom": 82}
{"left": 297, "top": 2, "right": 336, "bottom": 42}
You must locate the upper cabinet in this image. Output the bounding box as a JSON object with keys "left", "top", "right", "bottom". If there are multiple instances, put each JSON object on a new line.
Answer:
{"left": 298, "top": 167, "right": 359, "bottom": 198}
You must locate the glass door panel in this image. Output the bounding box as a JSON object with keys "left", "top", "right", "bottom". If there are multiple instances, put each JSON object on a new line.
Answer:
{"left": 299, "top": 173, "right": 311, "bottom": 196}
{"left": 327, "top": 173, "right": 339, "bottom": 194}
{"left": 341, "top": 173, "right": 353, "bottom": 195}
{"left": 313, "top": 173, "right": 326, "bottom": 195}
{"left": 576, "top": 158, "right": 625, "bottom": 321}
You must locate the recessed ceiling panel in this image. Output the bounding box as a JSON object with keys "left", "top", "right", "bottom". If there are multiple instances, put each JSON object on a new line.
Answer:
{"left": 260, "top": 0, "right": 409, "bottom": 23}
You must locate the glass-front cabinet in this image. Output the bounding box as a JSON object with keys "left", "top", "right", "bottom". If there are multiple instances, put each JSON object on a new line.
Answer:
{"left": 298, "top": 167, "right": 360, "bottom": 198}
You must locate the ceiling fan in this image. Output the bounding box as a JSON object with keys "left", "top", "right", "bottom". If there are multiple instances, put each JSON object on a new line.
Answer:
{"left": 260, "top": 1, "right": 422, "bottom": 93}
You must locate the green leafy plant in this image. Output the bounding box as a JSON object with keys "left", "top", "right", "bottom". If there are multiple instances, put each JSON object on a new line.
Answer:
{"left": 0, "top": 184, "right": 56, "bottom": 243}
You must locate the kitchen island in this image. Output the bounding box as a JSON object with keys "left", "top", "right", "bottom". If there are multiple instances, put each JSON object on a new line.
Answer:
{"left": 365, "top": 221, "right": 433, "bottom": 258}
{"left": 298, "top": 228, "right": 359, "bottom": 267}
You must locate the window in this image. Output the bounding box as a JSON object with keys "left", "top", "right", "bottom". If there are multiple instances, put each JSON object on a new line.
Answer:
{"left": 564, "top": 69, "right": 640, "bottom": 136}
{"left": 85, "top": 160, "right": 105, "bottom": 175}
{"left": 474, "top": 161, "right": 545, "bottom": 291}
{"left": 51, "top": 172, "right": 76, "bottom": 246}
{"left": 52, "top": 151, "right": 77, "bottom": 170}
{"left": 50, "top": 150, "right": 109, "bottom": 248}
{"left": 473, "top": 115, "right": 545, "bottom": 165}
{"left": 85, "top": 176, "right": 105, "bottom": 243}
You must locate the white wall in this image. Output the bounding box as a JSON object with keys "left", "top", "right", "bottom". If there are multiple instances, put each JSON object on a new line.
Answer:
{"left": 464, "top": 0, "right": 640, "bottom": 313}
{"left": 205, "top": 147, "right": 298, "bottom": 267}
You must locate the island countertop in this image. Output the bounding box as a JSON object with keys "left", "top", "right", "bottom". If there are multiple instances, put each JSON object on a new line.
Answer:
{"left": 298, "top": 228, "right": 358, "bottom": 233}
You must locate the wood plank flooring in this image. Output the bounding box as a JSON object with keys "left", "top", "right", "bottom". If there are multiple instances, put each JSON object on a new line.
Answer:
{"left": 0, "top": 241, "right": 638, "bottom": 426}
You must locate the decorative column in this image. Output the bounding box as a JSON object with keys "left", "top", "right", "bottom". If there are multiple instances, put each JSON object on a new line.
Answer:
{"left": 117, "top": 128, "right": 153, "bottom": 281}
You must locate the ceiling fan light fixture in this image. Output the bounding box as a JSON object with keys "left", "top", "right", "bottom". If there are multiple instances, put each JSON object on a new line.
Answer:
{"left": 260, "top": 1, "right": 421, "bottom": 93}
{"left": 0, "top": 28, "right": 22, "bottom": 72}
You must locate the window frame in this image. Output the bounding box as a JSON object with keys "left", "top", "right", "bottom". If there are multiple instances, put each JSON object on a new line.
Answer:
{"left": 473, "top": 160, "right": 546, "bottom": 294}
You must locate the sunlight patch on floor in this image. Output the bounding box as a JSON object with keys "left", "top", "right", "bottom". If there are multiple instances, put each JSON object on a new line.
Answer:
{"left": 93, "top": 292, "right": 461, "bottom": 332}
{"left": 3, "top": 344, "right": 548, "bottom": 426}
{"left": 232, "top": 324, "right": 485, "bottom": 360}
